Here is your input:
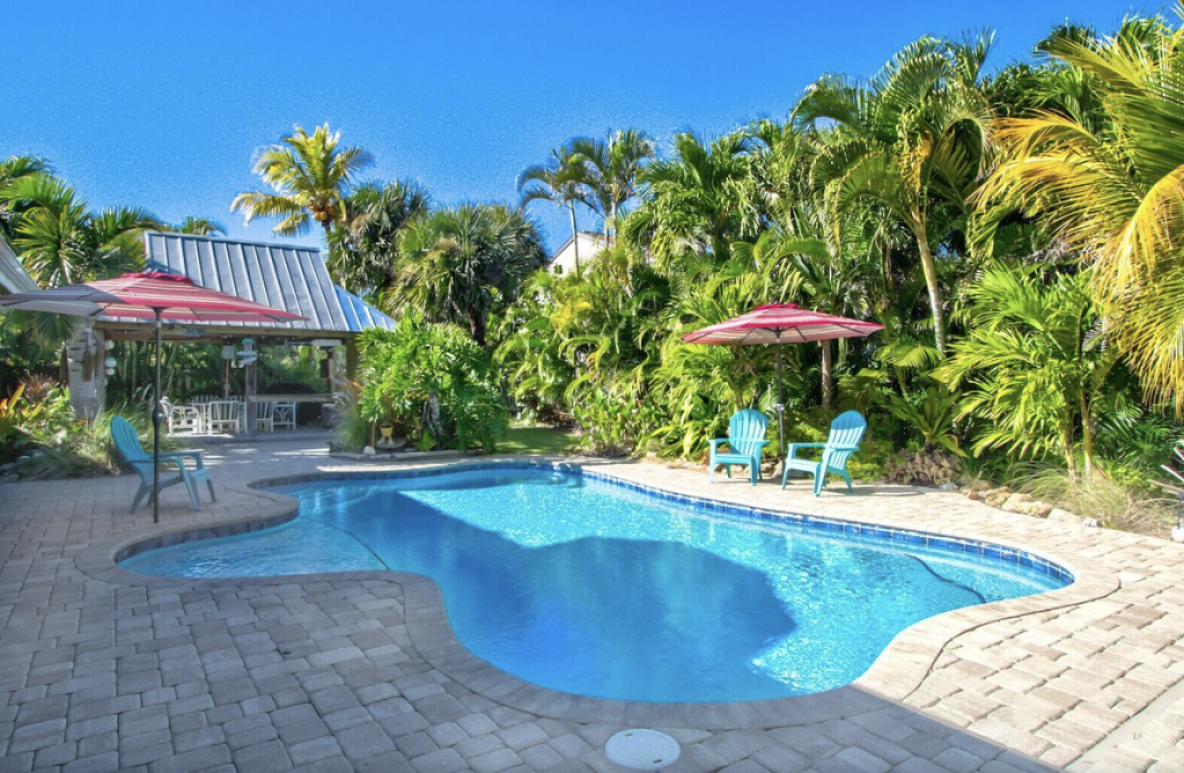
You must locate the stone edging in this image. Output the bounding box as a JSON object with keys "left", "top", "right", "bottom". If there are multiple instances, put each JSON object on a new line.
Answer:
{"left": 72, "top": 458, "right": 1122, "bottom": 730}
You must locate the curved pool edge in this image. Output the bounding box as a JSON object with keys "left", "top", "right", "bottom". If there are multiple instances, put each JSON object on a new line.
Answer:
{"left": 82, "top": 458, "right": 1121, "bottom": 730}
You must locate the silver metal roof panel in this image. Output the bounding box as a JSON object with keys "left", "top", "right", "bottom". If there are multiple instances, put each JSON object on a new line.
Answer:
{"left": 141, "top": 232, "right": 391, "bottom": 334}
{"left": 0, "top": 238, "right": 38, "bottom": 294}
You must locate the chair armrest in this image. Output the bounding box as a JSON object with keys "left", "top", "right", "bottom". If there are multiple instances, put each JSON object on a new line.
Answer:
{"left": 709, "top": 438, "right": 729, "bottom": 452}
{"left": 786, "top": 442, "right": 826, "bottom": 458}
{"left": 159, "top": 450, "right": 206, "bottom": 469}
{"left": 826, "top": 445, "right": 861, "bottom": 453}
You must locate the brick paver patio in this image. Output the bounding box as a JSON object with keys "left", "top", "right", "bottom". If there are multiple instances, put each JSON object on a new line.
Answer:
{"left": 1, "top": 440, "right": 1181, "bottom": 772}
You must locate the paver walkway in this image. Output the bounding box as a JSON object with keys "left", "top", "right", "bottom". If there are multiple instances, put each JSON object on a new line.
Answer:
{"left": 1, "top": 440, "right": 1181, "bottom": 772}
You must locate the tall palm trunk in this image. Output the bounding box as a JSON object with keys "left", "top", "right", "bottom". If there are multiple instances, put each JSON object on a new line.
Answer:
{"left": 1063, "top": 415, "right": 1078, "bottom": 479}
{"left": 910, "top": 213, "right": 946, "bottom": 355}
{"left": 569, "top": 202, "right": 580, "bottom": 270}
{"left": 469, "top": 310, "right": 487, "bottom": 348}
{"left": 1080, "top": 390, "right": 1097, "bottom": 477}
{"left": 821, "top": 339, "right": 833, "bottom": 411}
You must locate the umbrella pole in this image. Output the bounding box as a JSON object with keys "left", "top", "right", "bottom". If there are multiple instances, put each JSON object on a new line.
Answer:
{"left": 775, "top": 338, "right": 785, "bottom": 457}
{"left": 153, "top": 308, "right": 162, "bottom": 525}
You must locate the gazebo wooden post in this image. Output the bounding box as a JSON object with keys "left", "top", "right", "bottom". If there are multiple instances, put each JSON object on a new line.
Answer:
{"left": 345, "top": 338, "right": 359, "bottom": 380}
{"left": 244, "top": 349, "right": 257, "bottom": 438}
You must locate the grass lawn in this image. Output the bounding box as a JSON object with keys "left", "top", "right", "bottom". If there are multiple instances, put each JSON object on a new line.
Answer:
{"left": 498, "top": 426, "right": 578, "bottom": 455}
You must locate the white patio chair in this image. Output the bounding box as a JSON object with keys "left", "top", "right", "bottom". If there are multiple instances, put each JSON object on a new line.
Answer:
{"left": 271, "top": 402, "right": 297, "bottom": 431}
{"left": 206, "top": 400, "right": 243, "bottom": 434}
{"left": 255, "top": 400, "right": 274, "bottom": 433}
{"left": 162, "top": 398, "right": 203, "bottom": 435}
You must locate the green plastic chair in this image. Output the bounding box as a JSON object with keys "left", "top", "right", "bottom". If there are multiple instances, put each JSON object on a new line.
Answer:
{"left": 781, "top": 410, "right": 867, "bottom": 496}
{"left": 708, "top": 409, "right": 770, "bottom": 485}
{"left": 110, "top": 416, "right": 215, "bottom": 512}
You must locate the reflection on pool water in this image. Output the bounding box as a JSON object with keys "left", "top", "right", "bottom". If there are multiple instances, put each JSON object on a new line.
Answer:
{"left": 121, "top": 467, "right": 1069, "bottom": 702}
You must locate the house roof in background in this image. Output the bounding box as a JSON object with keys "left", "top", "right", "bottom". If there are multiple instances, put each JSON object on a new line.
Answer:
{"left": 139, "top": 232, "right": 395, "bottom": 336}
{"left": 0, "top": 238, "right": 39, "bottom": 295}
{"left": 547, "top": 231, "right": 605, "bottom": 264}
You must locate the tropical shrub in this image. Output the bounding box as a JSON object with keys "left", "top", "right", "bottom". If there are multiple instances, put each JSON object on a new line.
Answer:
{"left": 569, "top": 375, "right": 665, "bottom": 457}
{"left": 354, "top": 318, "right": 507, "bottom": 452}
{"left": 887, "top": 385, "right": 966, "bottom": 457}
{"left": 845, "top": 439, "right": 894, "bottom": 482}
{"left": 0, "top": 377, "right": 74, "bottom": 464}
{"left": 0, "top": 385, "right": 35, "bottom": 463}
{"left": 1, "top": 385, "right": 160, "bottom": 479}
{"left": 935, "top": 266, "right": 1120, "bottom": 477}
{"left": 13, "top": 407, "right": 128, "bottom": 479}
{"left": 330, "top": 380, "right": 371, "bottom": 451}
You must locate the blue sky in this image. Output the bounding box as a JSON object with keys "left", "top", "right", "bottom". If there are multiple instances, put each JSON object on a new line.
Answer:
{"left": 2, "top": 0, "right": 1160, "bottom": 254}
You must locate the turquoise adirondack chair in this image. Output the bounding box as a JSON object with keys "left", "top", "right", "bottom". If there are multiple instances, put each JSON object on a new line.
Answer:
{"left": 781, "top": 410, "right": 867, "bottom": 496}
{"left": 708, "top": 409, "right": 770, "bottom": 485}
{"left": 110, "top": 416, "right": 215, "bottom": 512}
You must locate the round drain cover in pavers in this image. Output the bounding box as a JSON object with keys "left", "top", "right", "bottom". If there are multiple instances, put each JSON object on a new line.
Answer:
{"left": 605, "top": 729, "right": 681, "bottom": 770}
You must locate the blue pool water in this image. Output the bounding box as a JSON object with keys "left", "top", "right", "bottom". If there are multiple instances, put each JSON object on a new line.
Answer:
{"left": 121, "top": 467, "right": 1068, "bottom": 702}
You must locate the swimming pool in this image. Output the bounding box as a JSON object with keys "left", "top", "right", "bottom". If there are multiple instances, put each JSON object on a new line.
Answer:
{"left": 120, "top": 465, "right": 1070, "bottom": 702}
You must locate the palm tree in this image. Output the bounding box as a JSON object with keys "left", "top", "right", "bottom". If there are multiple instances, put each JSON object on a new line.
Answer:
{"left": 177, "top": 216, "right": 226, "bottom": 236}
{"left": 796, "top": 33, "right": 996, "bottom": 355}
{"left": 231, "top": 124, "right": 374, "bottom": 239}
{"left": 743, "top": 119, "right": 811, "bottom": 230}
{"left": 3, "top": 173, "right": 161, "bottom": 286}
{"left": 625, "top": 131, "right": 759, "bottom": 274}
{"left": 935, "top": 266, "right": 1121, "bottom": 477}
{"left": 326, "top": 179, "right": 431, "bottom": 296}
{"left": 569, "top": 129, "right": 655, "bottom": 244}
{"left": 978, "top": 13, "right": 1184, "bottom": 408}
{"left": 392, "top": 203, "right": 546, "bottom": 347}
{"left": 0, "top": 155, "right": 52, "bottom": 241}
{"left": 517, "top": 144, "right": 589, "bottom": 267}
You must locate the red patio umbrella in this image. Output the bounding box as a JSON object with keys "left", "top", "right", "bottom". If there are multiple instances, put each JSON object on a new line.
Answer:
{"left": 682, "top": 302, "right": 884, "bottom": 454}
{"left": 0, "top": 271, "right": 304, "bottom": 523}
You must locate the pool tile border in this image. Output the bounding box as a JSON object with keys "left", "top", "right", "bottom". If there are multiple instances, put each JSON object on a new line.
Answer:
{"left": 79, "top": 458, "right": 1120, "bottom": 731}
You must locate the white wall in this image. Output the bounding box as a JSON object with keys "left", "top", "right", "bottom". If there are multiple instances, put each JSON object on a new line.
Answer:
{"left": 549, "top": 233, "right": 605, "bottom": 275}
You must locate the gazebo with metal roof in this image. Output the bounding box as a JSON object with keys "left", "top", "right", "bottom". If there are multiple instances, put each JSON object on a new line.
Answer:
{"left": 68, "top": 232, "right": 395, "bottom": 425}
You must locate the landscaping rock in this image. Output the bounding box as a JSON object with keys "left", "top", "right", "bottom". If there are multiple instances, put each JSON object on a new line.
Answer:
{"left": 886, "top": 448, "right": 962, "bottom": 487}
{"left": 1048, "top": 508, "right": 1078, "bottom": 523}
{"left": 1001, "top": 493, "right": 1033, "bottom": 511}
{"left": 1008, "top": 500, "right": 1054, "bottom": 518}
{"left": 0, "top": 462, "right": 13, "bottom": 474}
{"left": 983, "top": 487, "right": 1012, "bottom": 507}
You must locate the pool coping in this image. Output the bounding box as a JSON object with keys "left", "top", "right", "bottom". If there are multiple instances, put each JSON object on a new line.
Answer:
{"left": 74, "top": 459, "right": 1120, "bottom": 731}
